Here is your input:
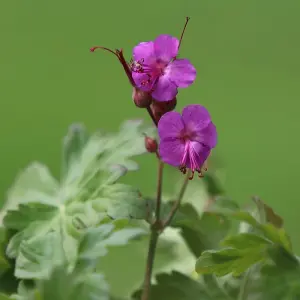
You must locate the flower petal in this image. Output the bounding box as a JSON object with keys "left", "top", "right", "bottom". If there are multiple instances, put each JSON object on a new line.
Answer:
{"left": 182, "top": 105, "right": 212, "bottom": 132}
{"left": 133, "top": 41, "right": 155, "bottom": 64}
{"left": 158, "top": 111, "right": 184, "bottom": 140}
{"left": 168, "top": 59, "right": 197, "bottom": 88}
{"left": 151, "top": 75, "right": 178, "bottom": 102}
{"left": 197, "top": 122, "right": 218, "bottom": 148}
{"left": 132, "top": 72, "right": 153, "bottom": 92}
{"left": 159, "top": 138, "right": 185, "bottom": 167}
{"left": 185, "top": 142, "right": 211, "bottom": 169}
{"left": 154, "top": 35, "right": 179, "bottom": 62}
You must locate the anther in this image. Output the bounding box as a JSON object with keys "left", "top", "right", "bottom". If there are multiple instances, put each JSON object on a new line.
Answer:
{"left": 198, "top": 172, "right": 204, "bottom": 178}
{"left": 130, "top": 58, "right": 145, "bottom": 73}
{"left": 189, "top": 171, "right": 195, "bottom": 180}
{"left": 179, "top": 166, "right": 187, "bottom": 174}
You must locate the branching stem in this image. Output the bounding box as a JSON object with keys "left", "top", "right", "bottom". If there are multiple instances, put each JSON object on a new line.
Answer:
{"left": 141, "top": 160, "right": 164, "bottom": 300}
{"left": 141, "top": 93, "right": 190, "bottom": 300}
{"left": 162, "top": 170, "right": 190, "bottom": 228}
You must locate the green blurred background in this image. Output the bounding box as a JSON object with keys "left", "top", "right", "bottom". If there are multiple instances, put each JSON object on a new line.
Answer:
{"left": 1, "top": 0, "right": 300, "bottom": 296}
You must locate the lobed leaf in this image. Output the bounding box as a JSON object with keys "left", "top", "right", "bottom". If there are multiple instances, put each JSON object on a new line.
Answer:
{"left": 195, "top": 247, "right": 267, "bottom": 277}
{"left": 212, "top": 208, "right": 293, "bottom": 252}
{"left": 171, "top": 203, "right": 231, "bottom": 257}
{"left": 132, "top": 271, "right": 210, "bottom": 300}
{"left": 252, "top": 196, "right": 283, "bottom": 228}
{"left": 221, "top": 233, "right": 271, "bottom": 250}
{"left": 2, "top": 120, "right": 153, "bottom": 281}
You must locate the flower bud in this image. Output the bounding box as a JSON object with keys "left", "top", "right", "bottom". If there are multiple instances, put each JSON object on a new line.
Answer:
{"left": 132, "top": 87, "right": 152, "bottom": 108}
{"left": 150, "top": 97, "right": 177, "bottom": 122}
{"left": 144, "top": 135, "right": 158, "bottom": 153}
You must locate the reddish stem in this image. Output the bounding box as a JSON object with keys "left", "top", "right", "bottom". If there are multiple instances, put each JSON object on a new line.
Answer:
{"left": 178, "top": 17, "right": 191, "bottom": 51}
{"left": 90, "top": 46, "right": 135, "bottom": 86}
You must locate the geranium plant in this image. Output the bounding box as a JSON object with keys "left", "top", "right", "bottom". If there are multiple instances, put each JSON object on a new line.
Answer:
{"left": 0, "top": 17, "right": 299, "bottom": 300}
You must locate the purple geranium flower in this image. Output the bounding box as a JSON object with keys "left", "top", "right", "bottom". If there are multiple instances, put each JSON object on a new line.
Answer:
{"left": 158, "top": 104, "right": 217, "bottom": 179}
{"left": 130, "top": 34, "right": 196, "bottom": 102}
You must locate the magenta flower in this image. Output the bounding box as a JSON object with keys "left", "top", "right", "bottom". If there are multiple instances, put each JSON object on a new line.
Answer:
{"left": 158, "top": 104, "right": 217, "bottom": 179}
{"left": 130, "top": 34, "right": 196, "bottom": 102}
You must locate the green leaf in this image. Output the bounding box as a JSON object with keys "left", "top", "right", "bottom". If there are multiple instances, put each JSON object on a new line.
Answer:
{"left": 13, "top": 231, "right": 66, "bottom": 279}
{"left": 207, "top": 197, "right": 240, "bottom": 212}
{"left": 3, "top": 120, "right": 153, "bottom": 280}
{"left": 0, "top": 293, "right": 11, "bottom": 300}
{"left": 251, "top": 264, "right": 300, "bottom": 300}
{"left": 4, "top": 204, "right": 58, "bottom": 232}
{"left": 0, "top": 163, "right": 59, "bottom": 224}
{"left": 202, "top": 173, "right": 225, "bottom": 196}
{"left": 59, "top": 120, "right": 154, "bottom": 215}
{"left": 105, "top": 186, "right": 153, "bottom": 221}
{"left": 202, "top": 274, "right": 233, "bottom": 300}
{"left": 195, "top": 247, "right": 267, "bottom": 276}
{"left": 216, "top": 209, "right": 293, "bottom": 252}
{"left": 171, "top": 204, "right": 231, "bottom": 257}
{"left": 267, "top": 245, "right": 300, "bottom": 270}
{"left": 11, "top": 224, "right": 147, "bottom": 300}
{"left": 195, "top": 225, "right": 294, "bottom": 279}
{"left": 61, "top": 123, "right": 89, "bottom": 181}
{"left": 76, "top": 224, "right": 146, "bottom": 269}
{"left": 62, "top": 120, "right": 153, "bottom": 186}
{"left": 196, "top": 232, "right": 272, "bottom": 281}
{"left": 223, "top": 211, "right": 260, "bottom": 227}
{"left": 259, "top": 224, "right": 293, "bottom": 252}
{"left": 35, "top": 266, "right": 109, "bottom": 300}
{"left": 0, "top": 228, "right": 10, "bottom": 276}
{"left": 252, "top": 196, "right": 283, "bottom": 228}
{"left": 0, "top": 259, "right": 18, "bottom": 295}
{"left": 0, "top": 227, "right": 7, "bottom": 245}
{"left": 221, "top": 233, "right": 271, "bottom": 250}
{"left": 71, "top": 224, "right": 146, "bottom": 299}
{"left": 132, "top": 271, "right": 211, "bottom": 300}
{"left": 10, "top": 280, "right": 36, "bottom": 300}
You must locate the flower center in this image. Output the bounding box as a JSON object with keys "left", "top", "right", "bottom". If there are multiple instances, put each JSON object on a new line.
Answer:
{"left": 179, "top": 141, "right": 207, "bottom": 180}
{"left": 130, "top": 58, "right": 168, "bottom": 90}
{"left": 154, "top": 59, "right": 167, "bottom": 74}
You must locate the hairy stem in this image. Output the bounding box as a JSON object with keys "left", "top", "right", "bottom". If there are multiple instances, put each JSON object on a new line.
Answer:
{"left": 141, "top": 160, "right": 164, "bottom": 300}
{"left": 141, "top": 229, "right": 159, "bottom": 300}
{"left": 146, "top": 106, "right": 158, "bottom": 127}
{"left": 162, "top": 170, "right": 190, "bottom": 228}
{"left": 155, "top": 161, "right": 164, "bottom": 220}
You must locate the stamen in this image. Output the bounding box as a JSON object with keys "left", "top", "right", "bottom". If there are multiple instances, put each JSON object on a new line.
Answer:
{"left": 179, "top": 166, "right": 187, "bottom": 174}
{"left": 189, "top": 171, "right": 194, "bottom": 180}
{"left": 130, "top": 57, "right": 167, "bottom": 93}
{"left": 197, "top": 169, "right": 204, "bottom": 178}
{"left": 179, "top": 141, "right": 207, "bottom": 180}
{"left": 130, "top": 58, "right": 153, "bottom": 74}
{"left": 130, "top": 58, "right": 145, "bottom": 73}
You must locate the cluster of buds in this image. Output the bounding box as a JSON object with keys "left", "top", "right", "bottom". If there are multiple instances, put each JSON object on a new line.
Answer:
{"left": 90, "top": 17, "right": 217, "bottom": 179}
